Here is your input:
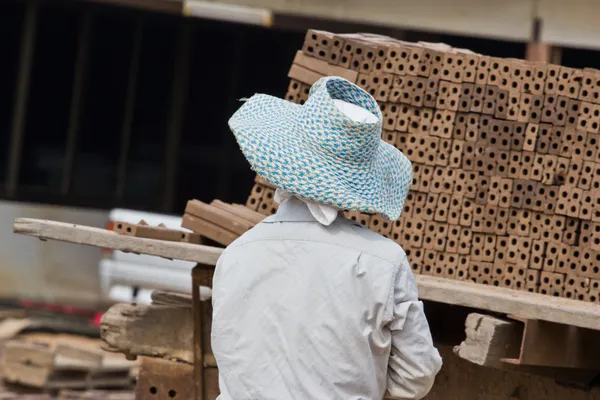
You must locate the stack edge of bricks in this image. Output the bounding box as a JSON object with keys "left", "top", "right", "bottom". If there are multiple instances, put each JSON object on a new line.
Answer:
{"left": 246, "top": 29, "right": 600, "bottom": 304}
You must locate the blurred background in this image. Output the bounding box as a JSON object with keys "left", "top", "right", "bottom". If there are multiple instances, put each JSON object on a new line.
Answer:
{"left": 1, "top": 0, "right": 600, "bottom": 308}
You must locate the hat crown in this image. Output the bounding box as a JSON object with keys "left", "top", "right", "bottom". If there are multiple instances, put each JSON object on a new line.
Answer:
{"left": 297, "top": 77, "right": 382, "bottom": 163}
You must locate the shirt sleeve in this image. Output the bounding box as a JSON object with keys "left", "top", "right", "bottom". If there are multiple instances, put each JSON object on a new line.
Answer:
{"left": 386, "top": 255, "right": 443, "bottom": 399}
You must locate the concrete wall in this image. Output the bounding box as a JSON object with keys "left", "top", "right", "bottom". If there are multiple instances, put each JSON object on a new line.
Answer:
{"left": 425, "top": 346, "right": 599, "bottom": 400}
{"left": 0, "top": 201, "right": 108, "bottom": 308}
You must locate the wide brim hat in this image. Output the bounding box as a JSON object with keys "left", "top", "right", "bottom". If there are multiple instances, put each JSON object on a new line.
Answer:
{"left": 228, "top": 76, "right": 413, "bottom": 221}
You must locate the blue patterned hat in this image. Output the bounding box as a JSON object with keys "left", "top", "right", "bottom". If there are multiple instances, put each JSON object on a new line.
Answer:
{"left": 229, "top": 76, "right": 413, "bottom": 220}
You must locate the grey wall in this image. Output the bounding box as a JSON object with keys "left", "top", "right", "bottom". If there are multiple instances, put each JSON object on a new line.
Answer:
{"left": 0, "top": 201, "right": 107, "bottom": 307}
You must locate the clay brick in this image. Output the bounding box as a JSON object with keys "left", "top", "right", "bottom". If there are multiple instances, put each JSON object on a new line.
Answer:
{"left": 584, "top": 133, "right": 600, "bottom": 161}
{"left": 507, "top": 91, "right": 521, "bottom": 121}
{"left": 482, "top": 85, "right": 498, "bottom": 115}
{"left": 562, "top": 217, "right": 580, "bottom": 246}
{"left": 449, "top": 140, "right": 464, "bottom": 168}
{"left": 531, "top": 154, "right": 545, "bottom": 182}
{"left": 495, "top": 89, "right": 509, "bottom": 119}
{"left": 526, "top": 268, "right": 541, "bottom": 292}
{"left": 495, "top": 150, "right": 510, "bottom": 177}
{"left": 423, "top": 77, "right": 439, "bottom": 108}
{"left": 529, "top": 64, "right": 547, "bottom": 95}
{"left": 521, "top": 179, "right": 537, "bottom": 210}
{"left": 535, "top": 123, "right": 551, "bottom": 154}
{"left": 498, "top": 178, "right": 513, "bottom": 208}
{"left": 566, "top": 99, "right": 581, "bottom": 128}
{"left": 554, "top": 157, "right": 570, "bottom": 186}
{"left": 460, "top": 198, "right": 474, "bottom": 227}
{"left": 458, "top": 83, "right": 473, "bottom": 112}
{"left": 431, "top": 110, "right": 456, "bottom": 139}
{"left": 456, "top": 255, "right": 470, "bottom": 280}
{"left": 495, "top": 207, "right": 509, "bottom": 235}
{"left": 421, "top": 249, "right": 437, "bottom": 275}
{"left": 436, "top": 81, "right": 461, "bottom": 111}
{"left": 434, "top": 193, "right": 451, "bottom": 222}
{"left": 423, "top": 221, "right": 437, "bottom": 250}
{"left": 523, "top": 123, "right": 538, "bottom": 152}
{"left": 544, "top": 64, "right": 561, "bottom": 94}
{"left": 539, "top": 271, "right": 565, "bottom": 297}
{"left": 542, "top": 94, "right": 557, "bottom": 123}
{"left": 465, "top": 112, "right": 480, "bottom": 142}
{"left": 571, "top": 130, "right": 588, "bottom": 160}
{"left": 475, "top": 56, "right": 491, "bottom": 85}
{"left": 464, "top": 171, "right": 479, "bottom": 199}
{"left": 530, "top": 240, "right": 546, "bottom": 270}
{"left": 475, "top": 176, "right": 490, "bottom": 205}
{"left": 446, "top": 224, "right": 461, "bottom": 253}
{"left": 405, "top": 246, "right": 423, "bottom": 274}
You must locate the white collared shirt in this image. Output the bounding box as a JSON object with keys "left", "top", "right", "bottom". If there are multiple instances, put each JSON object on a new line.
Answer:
{"left": 212, "top": 199, "right": 442, "bottom": 400}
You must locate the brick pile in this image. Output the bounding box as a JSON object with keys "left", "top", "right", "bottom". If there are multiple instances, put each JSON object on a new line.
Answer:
{"left": 246, "top": 29, "right": 600, "bottom": 303}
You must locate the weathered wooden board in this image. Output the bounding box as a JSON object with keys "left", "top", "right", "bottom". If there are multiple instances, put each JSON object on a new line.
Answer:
{"left": 14, "top": 219, "right": 600, "bottom": 331}
{"left": 13, "top": 218, "right": 222, "bottom": 266}
{"left": 417, "top": 276, "right": 600, "bottom": 331}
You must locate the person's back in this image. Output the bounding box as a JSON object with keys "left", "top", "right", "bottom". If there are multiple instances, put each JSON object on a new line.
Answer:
{"left": 212, "top": 199, "right": 441, "bottom": 400}
{"left": 213, "top": 76, "right": 442, "bottom": 399}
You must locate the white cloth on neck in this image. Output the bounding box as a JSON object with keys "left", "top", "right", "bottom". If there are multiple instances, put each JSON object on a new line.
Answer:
{"left": 274, "top": 189, "right": 339, "bottom": 226}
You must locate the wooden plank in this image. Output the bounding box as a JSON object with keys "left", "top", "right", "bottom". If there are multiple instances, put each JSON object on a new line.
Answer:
{"left": 288, "top": 64, "right": 324, "bottom": 86}
{"left": 210, "top": 200, "right": 265, "bottom": 225}
{"left": 454, "top": 313, "right": 600, "bottom": 384}
{"left": 101, "top": 303, "right": 194, "bottom": 364}
{"left": 185, "top": 200, "right": 254, "bottom": 235}
{"left": 417, "top": 275, "right": 600, "bottom": 331}
{"left": 113, "top": 221, "right": 203, "bottom": 244}
{"left": 13, "top": 218, "right": 223, "bottom": 266}
{"left": 181, "top": 214, "right": 238, "bottom": 246}
{"left": 14, "top": 219, "right": 600, "bottom": 331}
{"left": 502, "top": 316, "right": 600, "bottom": 369}
{"left": 293, "top": 51, "right": 358, "bottom": 82}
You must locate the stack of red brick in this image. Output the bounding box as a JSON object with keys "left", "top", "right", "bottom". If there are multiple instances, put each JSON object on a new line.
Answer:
{"left": 246, "top": 29, "right": 600, "bottom": 304}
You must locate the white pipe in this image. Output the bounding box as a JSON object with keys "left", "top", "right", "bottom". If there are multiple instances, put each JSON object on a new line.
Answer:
{"left": 99, "top": 259, "right": 212, "bottom": 300}
{"left": 184, "top": 1, "right": 272, "bottom": 27}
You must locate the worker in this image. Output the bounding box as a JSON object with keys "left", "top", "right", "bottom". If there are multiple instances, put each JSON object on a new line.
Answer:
{"left": 211, "top": 76, "right": 442, "bottom": 400}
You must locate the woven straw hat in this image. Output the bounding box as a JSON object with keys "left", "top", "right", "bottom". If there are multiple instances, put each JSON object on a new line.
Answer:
{"left": 228, "top": 76, "right": 413, "bottom": 220}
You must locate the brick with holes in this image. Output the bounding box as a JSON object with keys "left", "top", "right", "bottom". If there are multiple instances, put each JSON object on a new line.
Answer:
{"left": 421, "top": 249, "right": 437, "bottom": 276}
{"left": 434, "top": 193, "right": 451, "bottom": 223}
{"left": 507, "top": 91, "right": 521, "bottom": 121}
{"left": 445, "top": 224, "right": 461, "bottom": 253}
{"left": 539, "top": 271, "right": 565, "bottom": 297}
{"left": 447, "top": 195, "right": 463, "bottom": 225}
{"left": 495, "top": 208, "right": 509, "bottom": 235}
{"left": 458, "top": 227, "right": 473, "bottom": 255}
{"left": 423, "top": 221, "right": 437, "bottom": 250}
{"left": 526, "top": 268, "right": 541, "bottom": 293}
{"left": 530, "top": 240, "right": 546, "bottom": 270}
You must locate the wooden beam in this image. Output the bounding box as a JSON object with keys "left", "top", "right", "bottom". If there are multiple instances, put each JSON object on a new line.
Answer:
{"left": 416, "top": 275, "right": 600, "bottom": 331}
{"left": 13, "top": 219, "right": 600, "bottom": 331}
{"left": 503, "top": 316, "right": 600, "bottom": 369}
{"left": 455, "top": 313, "right": 600, "bottom": 385}
{"left": 100, "top": 303, "right": 194, "bottom": 364}
{"left": 13, "top": 218, "right": 222, "bottom": 266}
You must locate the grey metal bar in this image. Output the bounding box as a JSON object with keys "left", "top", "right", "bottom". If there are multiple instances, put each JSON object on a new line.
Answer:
{"left": 162, "top": 22, "right": 194, "bottom": 212}
{"left": 6, "top": 0, "right": 39, "bottom": 197}
{"left": 61, "top": 10, "right": 93, "bottom": 195}
{"left": 115, "top": 18, "right": 144, "bottom": 200}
